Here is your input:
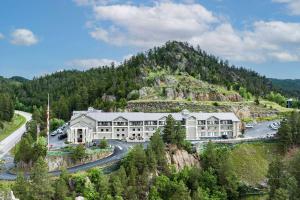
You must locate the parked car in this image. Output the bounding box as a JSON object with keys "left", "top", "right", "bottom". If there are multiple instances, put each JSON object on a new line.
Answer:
{"left": 269, "top": 122, "right": 280, "bottom": 130}
{"left": 58, "top": 133, "right": 67, "bottom": 140}
{"left": 245, "top": 123, "right": 255, "bottom": 128}
{"left": 221, "top": 135, "right": 228, "bottom": 139}
{"left": 50, "top": 130, "right": 58, "bottom": 136}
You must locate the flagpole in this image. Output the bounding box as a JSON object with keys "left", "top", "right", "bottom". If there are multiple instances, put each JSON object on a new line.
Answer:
{"left": 47, "top": 93, "right": 50, "bottom": 150}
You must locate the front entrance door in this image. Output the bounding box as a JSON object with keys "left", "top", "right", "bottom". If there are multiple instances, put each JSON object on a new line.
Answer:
{"left": 77, "top": 129, "right": 83, "bottom": 143}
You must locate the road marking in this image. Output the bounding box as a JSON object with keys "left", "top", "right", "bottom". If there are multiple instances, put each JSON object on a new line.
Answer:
{"left": 117, "top": 145, "right": 123, "bottom": 150}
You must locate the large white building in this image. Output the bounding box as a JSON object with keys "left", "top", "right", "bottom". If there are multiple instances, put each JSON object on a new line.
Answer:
{"left": 67, "top": 108, "right": 241, "bottom": 144}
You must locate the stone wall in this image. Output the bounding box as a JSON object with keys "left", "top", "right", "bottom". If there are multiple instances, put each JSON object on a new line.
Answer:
{"left": 46, "top": 150, "right": 113, "bottom": 171}
{"left": 127, "top": 100, "right": 279, "bottom": 120}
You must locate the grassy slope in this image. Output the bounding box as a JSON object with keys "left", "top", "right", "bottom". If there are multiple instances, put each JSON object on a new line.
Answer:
{"left": 229, "top": 142, "right": 280, "bottom": 186}
{"left": 0, "top": 114, "right": 26, "bottom": 141}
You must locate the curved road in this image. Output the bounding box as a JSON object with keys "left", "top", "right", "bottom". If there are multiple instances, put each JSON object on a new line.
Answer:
{"left": 0, "top": 111, "right": 32, "bottom": 159}
{"left": 0, "top": 140, "right": 132, "bottom": 180}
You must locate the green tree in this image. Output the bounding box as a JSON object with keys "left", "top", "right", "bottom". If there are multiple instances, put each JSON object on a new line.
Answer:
{"left": 13, "top": 172, "right": 29, "bottom": 200}
{"left": 29, "top": 157, "right": 54, "bottom": 200}
{"left": 267, "top": 158, "right": 284, "bottom": 199}
{"left": 163, "top": 115, "right": 176, "bottom": 144}
{"left": 50, "top": 118, "right": 65, "bottom": 131}
{"left": 99, "top": 138, "right": 108, "bottom": 149}
{"left": 54, "top": 173, "right": 69, "bottom": 200}
{"left": 273, "top": 188, "right": 289, "bottom": 200}
{"left": 71, "top": 144, "right": 87, "bottom": 161}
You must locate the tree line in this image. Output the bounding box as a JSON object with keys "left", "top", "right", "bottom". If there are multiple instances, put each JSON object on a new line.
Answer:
{"left": 1, "top": 41, "right": 279, "bottom": 121}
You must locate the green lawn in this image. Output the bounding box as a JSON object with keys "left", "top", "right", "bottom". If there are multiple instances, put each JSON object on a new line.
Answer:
{"left": 229, "top": 142, "right": 281, "bottom": 186}
{"left": 0, "top": 114, "right": 26, "bottom": 142}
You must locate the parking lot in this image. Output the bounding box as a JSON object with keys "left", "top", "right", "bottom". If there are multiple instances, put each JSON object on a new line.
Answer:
{"left": 244, "top": 121, "right": 279, "bottom": 138}
{"left": 49, "top": 126, "right": 68, "bottom": 149}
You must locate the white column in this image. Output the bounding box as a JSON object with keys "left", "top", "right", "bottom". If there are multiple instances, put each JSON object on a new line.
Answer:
{"left": 205, "top": 120, "right": 208, "bottom": 137}
{"left": 219, "top": 120, "right": 221, "bottom": 137}
{"left": 195, "top": 119, "right": 198, "bottom": 140}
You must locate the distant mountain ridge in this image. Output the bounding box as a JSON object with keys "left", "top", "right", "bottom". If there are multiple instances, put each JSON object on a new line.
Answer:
{"left": 271, "top": 78, "right": 300, "bottom": 98}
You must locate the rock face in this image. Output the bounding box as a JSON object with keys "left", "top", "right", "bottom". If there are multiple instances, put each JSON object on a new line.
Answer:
{"left": 0, "top": 191, "right": 19, "bottom": 200}
{"left": 127, "top": 100, "right": 279, "bottom": 120}
{"left": 165, "top": 145, "right": 200, "bottom": 171}
{"left": 102, "top": 94, "right": 116, "bottom": 102}
{"left": 46, "top": 150, "right": 113, "bottom": 171}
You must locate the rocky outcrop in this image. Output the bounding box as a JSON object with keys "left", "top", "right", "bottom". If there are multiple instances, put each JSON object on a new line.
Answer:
{"left": 165, "top": 145, "right": 200, "bottom": 171}
{"left": 46, "top": 149, "right": 113, "bottom": 171}
{"left": 127, "top": 100, "right": 279, "bottom": 120}
{"left": 136, "top": 86, "right": 243, "bottom": 102}
{"left": 0, "top": 191, "right": 19, "bottom": 200}
{"left": 102, "top": 94, "right": 116, "bottom": 102}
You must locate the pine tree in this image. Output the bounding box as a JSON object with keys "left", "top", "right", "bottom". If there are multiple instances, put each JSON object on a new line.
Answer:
{"left": 29, "top": 157, "right": 54, "bottom": 200}
{"left": 163, "top": 115, "right": 176, "bottom": 144}
{"left": 13, "top": 172, "right": 29, "bottom": 200}
{"left": 267, "top": 158, "right": 283, "bottom": 199}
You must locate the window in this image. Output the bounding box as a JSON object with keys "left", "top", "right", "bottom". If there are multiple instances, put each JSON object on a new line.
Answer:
{"left": 122, "top": 134, "right": 125, "bottom": 137}
{"left": 106, "top": 129, "right": 109, "bottom": 132}
{"left": 201, "top": 127, "right": 205, "bottom": 130}
{"left": 133, "top": 128, "right": 135, "bottom": 131}
{"left": 122, "top": 128, "right": 125, "bottom": 131}
{"left": 117, "top": 134, "right": 120, "bottom": 137}
{"left": 138, "top": 128, "right": 140, "bottom": 131}
{"left": 138, "top": 134, "right": 141, "bottom": 136}
{"left": 101, "top": 129, "right": 104, "bottom": 132}
{"left": 117, "top": 129, "right": 119, "bottom": 131}
{"left": 133, "top": 134, "right": 135, "bottom": 136}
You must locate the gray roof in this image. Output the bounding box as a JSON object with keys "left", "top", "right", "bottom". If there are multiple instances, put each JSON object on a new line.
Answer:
{"left": 71, "top": 110, "right": 240, "bottom": 122}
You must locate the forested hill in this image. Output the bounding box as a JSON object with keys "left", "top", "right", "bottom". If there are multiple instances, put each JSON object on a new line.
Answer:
{"left": 271, "top": 78, "right": 300, "bottom": 98}
{"left": 12, "top": 41, "right": 273, "bottom": 120}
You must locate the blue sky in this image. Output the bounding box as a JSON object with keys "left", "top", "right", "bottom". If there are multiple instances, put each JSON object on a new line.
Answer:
{"left": 0, "top": 0, "right": 300, "bottom": 79}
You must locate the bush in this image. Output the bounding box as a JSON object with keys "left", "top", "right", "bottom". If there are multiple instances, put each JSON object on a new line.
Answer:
{"left": 99, "top": 139, "right": 108, "bottom": 149}
{"left": 71, "top": 145, "right": 87, "bottom": 161}
{"left": 212, "top": 102, "right": 219, "bottom": 106}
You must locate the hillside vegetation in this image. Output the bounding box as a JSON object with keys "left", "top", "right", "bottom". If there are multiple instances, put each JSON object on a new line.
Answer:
{"left": 271, "top": 78, "right": 300, "bottom": 99}
{"left": 10, "top": 41, "right": 276, "bottom": 120}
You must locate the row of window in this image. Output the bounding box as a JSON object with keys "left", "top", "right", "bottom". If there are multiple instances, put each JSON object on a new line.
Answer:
{"left": 99, "top": 128, "right": 143, "bottom": 132}
{"left": 98, "top": 120, "right": 233, "bottom": 127}
{"left": 199, "top": 131, "right": 233, "bottom": 137}
{"left": 116, "top": 133, "right": 142, "bottom": 137}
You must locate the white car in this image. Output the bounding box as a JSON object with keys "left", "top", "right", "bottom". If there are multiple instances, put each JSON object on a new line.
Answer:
{"left": 51, "top": 130, "right": 58, "bottom": 136}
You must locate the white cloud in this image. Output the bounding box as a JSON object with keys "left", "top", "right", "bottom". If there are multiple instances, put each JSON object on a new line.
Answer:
{"left": 79, "top": 1, "right": 300, "bottom": 63}
{"left": 67, "top": 58, "right": 119, "bottom": 69}
{"left": 10, "top": 29, "right": 38, "bottom": 46}
{"left": 73, "top": 0, "right": 119, "bottom": 6}
{"left": 91, "top": 2, "right": 218, "bottom": 47}
{"left": 273, "top": 0, "right": 300, "bottom": 15}
{"left": 0, "top": 33, "right": 4, "bottom": 40}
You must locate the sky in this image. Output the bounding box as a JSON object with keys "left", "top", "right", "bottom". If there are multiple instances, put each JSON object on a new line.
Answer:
{"left": 0, "top": 0, "right": 300, "bottom": 79}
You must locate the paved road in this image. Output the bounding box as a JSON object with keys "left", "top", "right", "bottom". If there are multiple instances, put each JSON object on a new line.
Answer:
{"left": 0, "top": 111, "right": 32, "bottom": 159}
{"left": 0, "top": 140, "right": 137, "bottom": 180}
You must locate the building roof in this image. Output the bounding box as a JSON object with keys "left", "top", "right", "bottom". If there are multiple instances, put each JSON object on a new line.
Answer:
{"left": 71, "top": 109, "right": 240, "bottom": 122}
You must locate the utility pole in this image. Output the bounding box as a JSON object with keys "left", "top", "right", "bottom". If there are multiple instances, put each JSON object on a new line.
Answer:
{"left": 47, "top": 93, "right": 50, "bottom": 150}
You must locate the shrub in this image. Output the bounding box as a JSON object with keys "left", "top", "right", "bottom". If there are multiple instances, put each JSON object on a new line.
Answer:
{"left": 212, "top": 102, "right": 219, "bottom": 106}
{"left": 71, "top": 145, "right": 87, "bottom": 161}
{"left": 99, "top": 139, "right": 108, "bottom": 149}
